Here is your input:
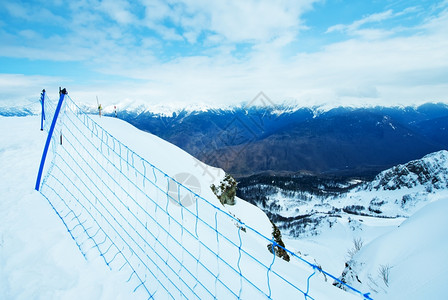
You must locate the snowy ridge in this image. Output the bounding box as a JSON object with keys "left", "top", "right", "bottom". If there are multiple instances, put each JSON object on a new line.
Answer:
{"left": 31, "top": 93, "right": 366, "bottom": 299}
{"left": 338, "top": 150, "right": 448, "bottom": 218}
{"left": 256, "top": 150, "right": 448, "bottom": 231}
{"left": 4, "top": 98, "right": 448, "bottom": 123}
{"left": 0, "top": 117, "right": 139, "bottom": 300}
{"left": 367, "top": 150, "right": 448, "bottom": 191}
{"left": 73, "top": 98, "right": 441, "bottom": 118}
{"left": 241, "top": 152, "right": 448, "bottom": 299}
{"left": 0, "top": 104, "right": 39, "bottom": 116}
{"left": 77, "top": 100, "right": 228, "bottom": 117}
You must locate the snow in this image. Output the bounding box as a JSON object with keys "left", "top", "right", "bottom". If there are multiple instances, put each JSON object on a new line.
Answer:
{"left": 248, "top": 150, "right": 448, "bottom": 299}
{"left": 345, "top": 198, "right": 448, "bottom": 299}
{"left": 3, "top": 109, "right": 447, "bottom": 299}
{"left": 283, "top": 193, "right": 448, "bottom": 299}
{"left": 226, "top": 196, "right": 273, "bottom": 239}
{"left": 285, "top": 215, "right": 405, "bottom": 277}
{"left": 0, "top": 115, "right": 358, "bottom": 299}
{"left": 81, "top": 100, "right": 226, "bottom": 117}
{"left": 0, "top": 117, "right": 137, "bottom": 300}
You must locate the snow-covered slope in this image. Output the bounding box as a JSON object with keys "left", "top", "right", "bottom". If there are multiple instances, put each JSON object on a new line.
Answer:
{"left": 0, "top": 117, "right": 137, "bottom": 300}
{"left": 246, "top": 150, "right": 448, "bottom": 299}
{"left": 339, "top": 150, "right": 448, "bottom": 218}
{"left": 0, "top": 115, "right": 358, "bottom": 299}
{"left": 331, "top": 152, "right": 448, "bottom": 299}
{"left": 368, "top": 151, "right": 448, "bottom": 191}
{"left": 253, "top": 151, "right": 448, "bottom": 239}
{"left": 339, "top": 198, "right": 448, "bottom": 299}
{"left": 93, "top": 116, "right": 275, "bottom": 240}
{"left": 0, "top": 105, "right": 38, "bottom": 116}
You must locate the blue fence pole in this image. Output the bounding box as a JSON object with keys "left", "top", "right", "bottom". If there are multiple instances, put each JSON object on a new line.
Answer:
{"left": 35, "top": 88, "right": 67, "bottom": 191}
{"left": 40, "top": 89, "right": 46, "bottom": 131}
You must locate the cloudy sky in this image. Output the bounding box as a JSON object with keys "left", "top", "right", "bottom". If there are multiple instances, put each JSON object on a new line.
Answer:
{"left": 1, "top": 0, "right": 448, "bottom": 108}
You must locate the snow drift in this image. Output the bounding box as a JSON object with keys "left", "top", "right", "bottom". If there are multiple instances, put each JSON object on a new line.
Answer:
{"left": 339, "top": 198, "right": 448, "bottom": 299}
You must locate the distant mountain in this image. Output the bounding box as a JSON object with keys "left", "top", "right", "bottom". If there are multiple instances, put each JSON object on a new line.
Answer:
{"left": 238, "top": 150, "right": 448, "bottom": 237}
{"left": 5, "top": 101, "right": 448, "bottom": 177}
{"left": 342, "top": 150, "right": 448, "bottom": 218}
{"left": 367, "top": 150, "right": 448, "bottom": 191}
{"left": 0, "top": 105, "right": 38, "bottom": 117}
{"left": 113, "top": 103, "right": 448, "bottom": 177}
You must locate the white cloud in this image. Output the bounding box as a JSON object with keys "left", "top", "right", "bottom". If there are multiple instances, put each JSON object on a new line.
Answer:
{"left": 1, "top": 0, "right": 447, "bottom": 109}
{"left": 325, "top": 8, "right": 419, "bottom": 40}
{"left": 203, "top": 1, "right": 310, "bottom": 42}
{"left": 0, "top": 74, "right": 65, "bottom": 105}
{"left": 138, "top": 0, "right": 317, "bottom": 44}
{"left": 0, "top": 0, "right": 316, "bottom": 65}
{"left": 4, "top": 1, "right": 66, "bottom": 24}
{"left": 4, "top": 2, "right": 28, "bottom": 19}
{"left": 92, "top": 4, "right": 448, "bottom": 107}
{"left": 99, "top": 0, "right": 136, "bottom": 25}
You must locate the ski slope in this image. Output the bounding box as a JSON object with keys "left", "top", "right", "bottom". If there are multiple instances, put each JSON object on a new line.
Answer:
{"left": 0, "top": 113, "right": 360, "bottom": 299}
{"left": 0, "top": 117, "right": 137, "bottom": 299}
{"left": 335, "top": 197, "right": 448, "bottom": 299}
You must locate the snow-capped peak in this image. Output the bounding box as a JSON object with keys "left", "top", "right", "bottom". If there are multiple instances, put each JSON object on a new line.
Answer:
{"left": 368, "top": 150, "right": 448, "bottom": 191}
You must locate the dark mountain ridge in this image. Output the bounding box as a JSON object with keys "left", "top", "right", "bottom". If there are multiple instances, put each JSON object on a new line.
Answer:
{"left": 4, "top": 102, "right": 447, "bottom": 177}
{"left": 116, "top": 103, "right": 448, "bottom": 177}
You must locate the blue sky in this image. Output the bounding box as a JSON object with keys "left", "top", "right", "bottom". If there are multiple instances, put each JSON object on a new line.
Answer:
{"left": 1, "top": 0, "right": 447, "bottom": 108}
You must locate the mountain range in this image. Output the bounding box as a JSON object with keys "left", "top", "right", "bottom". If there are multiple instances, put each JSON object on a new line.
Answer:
{"left": 110, "top": 102, "right": 448, "bottom": 177}
{"left": 4, "top": 101, "right": 448, "bottom": 178}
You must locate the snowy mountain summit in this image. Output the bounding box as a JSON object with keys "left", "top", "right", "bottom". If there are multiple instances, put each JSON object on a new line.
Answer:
{"left": 242, "top": 150, "right": 448, "bottom": 240}
{"left": 368, "top": 150, "right": 448, "bottom": 191}
{"left": 347, "top": 150, "right": 448, "bottom": 218}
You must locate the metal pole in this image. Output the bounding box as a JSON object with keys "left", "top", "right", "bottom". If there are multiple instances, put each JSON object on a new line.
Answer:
{"left": 40, "top": 89, "right": 46, "bottom": 131}
{"left": 35, "top": 88, "right": 67, "bottom": 191}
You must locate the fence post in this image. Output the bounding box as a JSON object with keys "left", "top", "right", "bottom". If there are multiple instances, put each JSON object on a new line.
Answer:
{"left": 35, "top": 88, "right": 67, "bottom": 191}
{"left": 40, "top": 89, "right": 46, "bottom": 131}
